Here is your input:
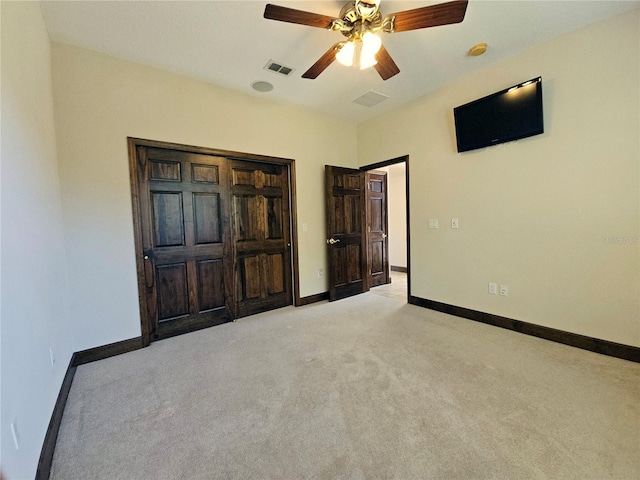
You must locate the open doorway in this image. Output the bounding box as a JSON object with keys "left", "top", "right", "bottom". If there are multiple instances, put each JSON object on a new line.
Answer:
{"left": 361, "top": 156, "right": 410, "bottom": 302}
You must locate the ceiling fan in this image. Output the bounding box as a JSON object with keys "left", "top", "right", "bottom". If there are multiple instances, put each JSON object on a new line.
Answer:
{"left": 264, "top": 0, "right": 469, "bottom": 80}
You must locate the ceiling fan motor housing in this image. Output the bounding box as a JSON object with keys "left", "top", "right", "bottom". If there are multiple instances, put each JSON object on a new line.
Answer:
{"left": 338, "top": 1, "right": 383, "bottom": 37}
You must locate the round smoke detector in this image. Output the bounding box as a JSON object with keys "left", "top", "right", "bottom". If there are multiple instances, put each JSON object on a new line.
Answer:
{"left": 251, "top": 81, "right": 274, "bottom": 93}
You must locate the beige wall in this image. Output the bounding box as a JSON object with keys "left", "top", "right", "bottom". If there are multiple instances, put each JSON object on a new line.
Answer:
{"left": 1, "top": 3, "right": 74, "bottom": 478}
{"left": 50, "top": 43, "right": 358, "bottom": 350}
{"left": 387, "top": 163, "right": 407, "bottom": 269}
{"left": 358, "top": 9, "right": 640, "bottom": 347}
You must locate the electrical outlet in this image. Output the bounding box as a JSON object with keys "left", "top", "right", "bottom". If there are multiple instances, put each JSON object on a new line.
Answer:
{"left": 11, "top": 421, "right": 19, "bottom": 449}
{"left": 500, "top": 284, "right": 509, "bottom": 296}
{"left": 49, "top": 347, "right": 56, "bottom": 366}
{"left": 317, "top": 268, "right": 323, "bottom": 278}
{"left": 451, "top": 218, "right": 459, "bottom": 229}
{"left": 488, "top": 282, "right": 497, "bottom": 295}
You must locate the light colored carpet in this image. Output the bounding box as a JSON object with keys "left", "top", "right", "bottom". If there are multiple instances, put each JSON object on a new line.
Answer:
{"left": 51, "top": 291, "right": 639, "bottom": 479}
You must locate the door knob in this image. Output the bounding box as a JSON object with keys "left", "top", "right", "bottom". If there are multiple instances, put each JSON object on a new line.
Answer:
{"left": 326, "top": 238, "right": 341, "bottom": 245}
{"left": 144, "top": 255, "right": 149, "bottom": 260}
{"left": 382, "top": 233, "right": 387, "bottom": 239}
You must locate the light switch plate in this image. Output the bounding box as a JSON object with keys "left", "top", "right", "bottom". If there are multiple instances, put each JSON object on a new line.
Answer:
{"left": 489, "top": 282, "right": 497, "bottom": 295}
{"left": 428, "top": 219, "right": 439, "bottom": 229}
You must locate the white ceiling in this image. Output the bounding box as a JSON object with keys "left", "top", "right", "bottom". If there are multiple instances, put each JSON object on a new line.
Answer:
{"left": 40, "top": 0, "right": 639, "bottom": 123}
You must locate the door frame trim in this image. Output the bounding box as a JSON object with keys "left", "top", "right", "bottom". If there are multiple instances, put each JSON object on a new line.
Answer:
{"left": 127, "top": 137, "right": 300, "bottom": 346}
{"left": 360, "top": 155, "right": 410, "bottom": 300}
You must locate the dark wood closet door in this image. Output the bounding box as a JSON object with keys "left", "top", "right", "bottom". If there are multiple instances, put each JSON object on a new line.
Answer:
{"left": 367, "top": 171, "right": 390, "bottom": 287}
{"left": 325, "top": 165, "right": 368, "bottom": 301}
{"left": 136, "top": 147, "right": 232, "bottom": 339}
{"left": 229, "top": 160, "right": 292, "bottom": 317}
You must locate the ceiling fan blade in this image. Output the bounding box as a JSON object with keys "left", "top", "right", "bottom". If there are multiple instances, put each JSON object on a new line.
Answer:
{"left": 386, "top": 0, "right": 468, "bottom": 33}
{"left": 374, "top": 45, "right": 400, "bottom": 80}
{"left": 302, "top": 43, "right": 341, "bottom": 79}
{"left": 264, "top": 4, "right": 335, "bottom": 29}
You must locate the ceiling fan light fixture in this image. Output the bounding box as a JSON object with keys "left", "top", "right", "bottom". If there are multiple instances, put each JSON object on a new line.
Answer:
{"left": 336, "top": 40, "right": 356, "bottom": 66}
{"left": 361, "top": 31, "right": 382, "bottom": 55}
{"left": 359, "top": 51, "right": 378, "bottom": 70}
{"left": 360, "top": 32, "right": 381, "bottom": 69}
{"left": 336, "top": 30, "right": 380, "bottom": 70}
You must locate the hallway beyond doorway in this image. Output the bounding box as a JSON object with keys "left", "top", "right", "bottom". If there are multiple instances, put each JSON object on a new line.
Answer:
{"left": 370, "top": 271, "right": 407, "bottom": 301}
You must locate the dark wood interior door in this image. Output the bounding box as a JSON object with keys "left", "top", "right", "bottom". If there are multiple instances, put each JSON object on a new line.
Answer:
{"left": 367, "top": 171, "right": 390, "bottom": 287}
{"left": 325, "top": 165, "right": 368, "bottom": 301}
{"left": 230, "top": 160, "right": 292, "bottom": 317}
{"left": 136, "top": 147, "right": 232, "bottom": 340}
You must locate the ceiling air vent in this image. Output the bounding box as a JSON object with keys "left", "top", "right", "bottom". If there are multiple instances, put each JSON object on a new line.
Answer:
{"left": 264, "top": 60, "right": 294, "bottom": 76}
{"left": 353, "top": 90, "right": 389, "bottom": 108}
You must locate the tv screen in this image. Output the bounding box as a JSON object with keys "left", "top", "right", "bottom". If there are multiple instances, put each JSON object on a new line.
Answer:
{"left": 454, "top": 77, "right": 544, "bottom": 153}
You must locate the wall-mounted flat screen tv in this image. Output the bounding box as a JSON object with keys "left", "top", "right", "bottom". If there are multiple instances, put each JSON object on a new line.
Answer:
{"left": 454, "top": 77, "right": 544, "bottom": 153}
